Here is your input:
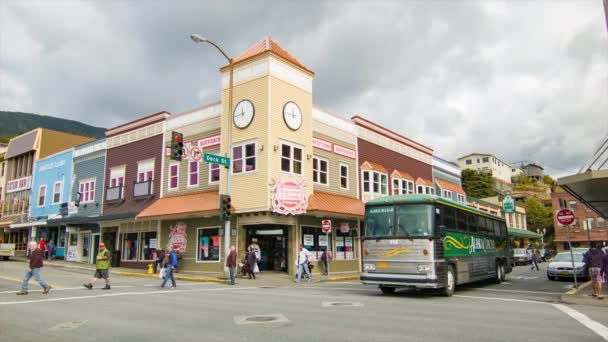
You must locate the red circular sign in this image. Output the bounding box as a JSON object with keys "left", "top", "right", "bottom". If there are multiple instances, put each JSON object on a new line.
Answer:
{"left": 322, "top": 219, "right": 331, "bottom": 233}
{"left": 556, "top": 209, "right": 575, "bottom": 226}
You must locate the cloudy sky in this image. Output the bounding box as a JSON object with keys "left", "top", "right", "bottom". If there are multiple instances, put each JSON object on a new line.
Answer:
{"left": 1, "top": 0, "right": 607, "bottom": 177}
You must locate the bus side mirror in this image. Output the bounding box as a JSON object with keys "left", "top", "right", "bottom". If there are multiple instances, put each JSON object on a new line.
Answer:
{"left": 438, "top": 225, "right": 447, "bottom": 238}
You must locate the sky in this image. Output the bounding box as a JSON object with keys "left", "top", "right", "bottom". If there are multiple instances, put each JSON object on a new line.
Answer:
{"left": 1, "top": 0, "right": 607, "bottom": 178}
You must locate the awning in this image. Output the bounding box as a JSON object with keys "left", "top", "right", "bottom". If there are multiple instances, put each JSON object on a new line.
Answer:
{"left": 307, "top": 192, "right": 365, "bottom": 218}
{"left": 435, "top": 178, "right": 466, "bottom": 195}
{"left": 137, "top": 192, "right": 223, "bottom": 219}
{"left": 508, "top": 227, "right": 543, "bottom": 239}
{"left": 360, "top": 161, "right": 388, "bottom": 173}
{"left": 558, "top": 170, "right": 608, "bottom": 219}
{"left": 9, "top": 220, "right": 47, "bottom": 229}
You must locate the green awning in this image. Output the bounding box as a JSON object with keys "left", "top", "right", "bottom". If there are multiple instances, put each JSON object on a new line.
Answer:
{"left": 508, "top": 227, "right": 543, "bottom": 239}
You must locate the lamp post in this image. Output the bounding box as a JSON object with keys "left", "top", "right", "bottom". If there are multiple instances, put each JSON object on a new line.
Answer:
{"left": 537, "top": 228, "right": 546, "bottom": 249}
{"left": 191, "top": 34, "right": 233, "bottom": 275}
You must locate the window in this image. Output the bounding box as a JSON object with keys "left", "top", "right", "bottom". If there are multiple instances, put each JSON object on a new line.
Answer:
{"left": 336, "top": 228, "right": 356, "bottom": 260}
{"left": 586, "top": 217, "right": 595, "bottom": 230}
{"left": 465, "top": 159, "right": 472, "bottom": 165}
{"left": 109, "top": 166, "right": 125, "bottom": 188}
{"left": 281, "top": 143, "right": 303, "bottom": 175}
{"left": 482, "top": 157, "right": 489, "bottom": 163}
{"left": 52, "top": 181, "right": 62, "bottom": 204}
{"left": 558, "top": 199, "right": 567, "bottom": 209}
{"left": 197, "top": 228, "right": 221, "bottom": 262}
{"left": 209, "top": 163, "right": 220, "bottom": 184}
{"left": 573, "top": 217, "right": 580, "bottom": 227}
{"left": 1, "top": 162, "right": 4, "bottom": 176}
{"left": 233, "top": 142, "right": 256, "bottom": 174}
{"left": 37, "top": 185, "right": 46, "bottom": 207}
{"left": 598, "top": 217, "right": 606, "bottom": 228}
{"left": 302, "top": 226, "right": 332, "bottom": 261}
{"left": 457, "top": 210, "right": 468, "bottom": 231}
{"left": 78, "top": 179, "right": 96, "bottom": 204}
{"left": 443, "top": 190, "right": 453, "bottom": 200}
{"left": 121, "top": 233, "right": 138, "bottom": 260}
{"left": 468, "top": 214, "right": 479, "bottom": 233}
{"left": 362, "top": 170, "right": 388, "bottom": 195}
{"left": 120, "top": 232, "right": 156, "bottom": 261}
{"left": 392, "top": 178, "right": 414, "bottom": 195}
{"left": 363, "top": 171, "right": 370, "bottom": 192}
{"left": 168, "top": 163, "right": 179, "bottom": 191}
{"left": 441, "top": 205, "right": 457, "bottom": 229}
{"left": 137, "top": 159, "right": 154, "bottom": 182}
{"left": 188, "top": 161, "right": 199, "bottom": 187}
{"left": 476, "top": 158, "right": 480, "bottom": 163}
{"left": 313, "top": 157, "right": 328, "bottom": 184}
{"left": 140, "top": 232, "right": 157, "bottom": 261}
{"left": 340, "top": 164, "right": 349, "bottom": 189}
{"left": 569, "top": 201, "right": 577, "bottom": 211}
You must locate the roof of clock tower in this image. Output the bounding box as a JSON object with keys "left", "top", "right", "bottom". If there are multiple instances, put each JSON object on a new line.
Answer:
{"left": 222, "top": 36, "right": 314, "bottom": 75}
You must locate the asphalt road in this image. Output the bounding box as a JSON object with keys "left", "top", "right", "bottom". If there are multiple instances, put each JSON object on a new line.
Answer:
{"left": 1, "top": 260, "right": 606, "bottom": 342}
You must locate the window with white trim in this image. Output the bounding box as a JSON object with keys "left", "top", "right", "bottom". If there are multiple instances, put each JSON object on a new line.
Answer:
{"left": 38, "top": 185, "right": 46, "bottom": 207}
{"left": 79, "top": 179, "right": 96, "bottom": 204}
{"left": 312, "top": 157, "right": 328, "bottom": 185}
{"left": 137, "top": 159, "right": 154, "bottom": 182}
{"left": 197, "top": 227, "right": 221, "bottom": 262}
{"left": 340, "top": 164, "right": 349, "bottom": 189}
{"left": 416, "top": 185, "right": 435, "bottom": 195}
{"left": 52, "top": 181, "right": 62, "bottom": 204}
{"left": 362, "top": 170, "right": 388, "bottom": 195}
{"left": 232, "top": 141, "right": 256, "bottom": 174}
{"left": 392, "top": 178, "right": 414, "bottom": 195}
{"left": 281, "top": 143, "right": 303, "bottom": 175}
{"left": 443, "top": 190, "right": 453, "bottom": 200}
{"left": 188, "top": 161, "right": 199, "bottom": 187}
{"left": 109, "top": 166, "right": 125, "bottom": 188}
{"left": 209, "top": 163, "right": 220, "bottom": 184}
{"left": 168, "top": 163, "right": 179, "bottom": 191}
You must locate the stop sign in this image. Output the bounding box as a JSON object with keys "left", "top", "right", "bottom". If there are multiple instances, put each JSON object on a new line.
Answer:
{"left": 322, "top": 219, "right": 331, "bottom": 233}
{"left": 556, "top": 209, "right": 576, "bottom": 226}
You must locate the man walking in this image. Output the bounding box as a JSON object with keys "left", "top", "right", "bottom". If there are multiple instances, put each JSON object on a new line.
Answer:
{"left": 47, "top": 240, "right": 56, "bottom": 260}
{"left": 17, "top": 241, "right": 51, "bottom": 295}
{"left": 295, "top": 244, "right": 312, "bottom": 283}
{"left": 584, "top": 243, "right": 605, "bottom": 299}
{"left": 160, "top": 245, "right": 178, "bottom": 289}
{"left": 531, "top": 249, "right": 540, "bottom": 271}
{"left": 83, "top": 242, "right": 111, "bottom": 290}
{"left": 227, "top": 245, "right": 237, "bottom": 285}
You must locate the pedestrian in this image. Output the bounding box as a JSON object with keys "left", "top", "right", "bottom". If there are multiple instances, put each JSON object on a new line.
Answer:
{"left": 38, "top": 238, "right": 46, "bottom": 258}
{"left": 227, "top": 245, "right": 237, "bottom": 285}
{"left": 17, "top": 241, "right": 51, "bottom": 295}
{"left": 46, "top": 240, "right": 56, "bottom": 260}
{"left": 584, "top": 243, "right": 605, "bottom": 299}
{"left": 320, "top": 247, "right": 332, "bottom": 275}
{"left": 249, "top": 238, "right": 261, "bottom": 274}
{"left": 154, "top": 248, "right": 165, "bottom": 274}
{"left": 602, "top": 249, "right": 608, "bottom": 296}
{"left": 531, "top": 249, "right": 539, "bottom": 271}
{"left": 160, "top": 245, "right": 178, "bottom": 289}
{"left": 245, "top": 246, "right": 257, "bottom": 280}
{"left": 83, "top": 242, "right": 112, "bottom": 290}
{"left": 173, "top": 244, "right": 183, "bottom": 273}
{"left": 295, "top": 244, "right": 312, "bottom": 283}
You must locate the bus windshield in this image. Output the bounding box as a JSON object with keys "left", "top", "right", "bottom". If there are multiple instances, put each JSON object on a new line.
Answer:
{"left": 365, "top": 204, "right": 433, "bottom": 238}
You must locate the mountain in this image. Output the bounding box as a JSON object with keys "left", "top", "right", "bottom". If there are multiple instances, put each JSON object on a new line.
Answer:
{"left": 0, "top": 111, "right": 105, "bottom": 140}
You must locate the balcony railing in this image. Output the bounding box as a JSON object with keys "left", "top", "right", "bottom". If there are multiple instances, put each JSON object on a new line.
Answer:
{"left": 133, "top": 180, "right": 153, "bottom": 198}
{"left": 106, "top": 185, "right": 123, "bottom": 202}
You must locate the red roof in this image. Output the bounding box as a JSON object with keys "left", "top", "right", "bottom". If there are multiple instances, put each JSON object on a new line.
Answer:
{"left": 223, "top": 36, "right": 314, "bottom": 75}
{"left": 415, "top": 178, "right": 433, "bottom": 186}
{"left": 360, "top": 161, "right": 388, "bottom": 173}
{"left": 391, "top": 170, "right": 414, "bottom": 180}
{"left": 435, "top": 178, "right": 466, "bottom": 195}
{"left": 307, "top": 192, "right": 364, "bottom": 218}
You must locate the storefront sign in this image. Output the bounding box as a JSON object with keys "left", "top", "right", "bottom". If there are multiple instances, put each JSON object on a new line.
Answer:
{"left": 149, "top": 238, "right": 157, "bottom": 249}
{"left": 333, "top": 144, "right": 356, "bottom": 159}
{"left": 313, "top": 138, "right": 332, "bottom": 152}
{"left": 340, "top": 223, "right": 350, "bottom": 233}
{"left": 271, "top": 177, "right": 308, "bottom": 215}
{"left": 198, "top": 134, "right": 221, "bottom": 148}
{"left": 6, "top": 176, "right": 32, "bottom": 193}
{"left": 67, "top": 246, "right": 79, "bottom": 261}
{"left": 168, "top": 222, "right": 188, "bottom": 253}
{"left": 319, "top": 235, "right": 329, "bottom": 247}
{"left": 303, "top": 234, "right": 314, "bottom": 247}
{"left": 345, "top": 237, "right": 353, "bottom": 248}
{"left": 38, "top": 159, "right": 65, "bottom": 172}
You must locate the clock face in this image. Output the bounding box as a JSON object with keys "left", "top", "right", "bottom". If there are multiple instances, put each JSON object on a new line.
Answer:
{"left": 283, "top": 101, "right": 302, "bottom": 130}
{"left": 233, "top": 99, "right": 255, "bottom": 129}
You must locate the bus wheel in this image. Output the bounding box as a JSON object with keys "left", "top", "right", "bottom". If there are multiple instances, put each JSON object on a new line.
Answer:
{"left": 441, "top": 265, "right": 455, "bottom": 297}
{"left": 380, "top": 286, "right": 396, "bottom": 295}
{"left": 495, "top": 262, "right": 505, "bottom": 283}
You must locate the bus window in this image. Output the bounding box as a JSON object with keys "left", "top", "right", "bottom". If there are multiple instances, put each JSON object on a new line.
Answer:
{"left": 442, "top": 206, "right": 456, "bottom": 229}
{"left": 493, "top": 220, "right": 501, "bottom": 236}
{"left": 364, "top": 206, "right": 395, "bottom": 237}
{"left": 397, "top": 205, "right": 433, "bottom": 237}
{"left": 500, "top": 221, "right": 508, "bottom": 237}
{"left": 468, "top": 214, "right": 479, "bottom": 234}
{"left": 457, "top": 210, "right": 468, "bottom": 232}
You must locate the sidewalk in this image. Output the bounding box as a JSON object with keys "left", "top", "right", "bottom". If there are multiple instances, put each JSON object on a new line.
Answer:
{"left": 560, "top": 280, "right": 608, "bottom": 307}
{"left": 11, "top": 257, "right": 360, "bottom": 286}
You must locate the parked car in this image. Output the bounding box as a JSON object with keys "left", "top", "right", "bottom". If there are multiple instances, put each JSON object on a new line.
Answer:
{"left": 513, "top": 248, "right": 532, "bottom": 266}
{"left": 546, "top": 252, "right": 587, "bottom": 281}
{"left": 0, "top": 243, "right": 15, "bottom": 260}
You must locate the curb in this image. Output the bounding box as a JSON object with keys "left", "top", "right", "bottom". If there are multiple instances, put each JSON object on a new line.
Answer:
{"left": 564, "top": 280, "right": 592, "bottom": 295}
{"left": 116, "top": 271, "right": 224, "bottom": 284}
{"left": 317, "top": 275, "right": 360, "bottom": 283}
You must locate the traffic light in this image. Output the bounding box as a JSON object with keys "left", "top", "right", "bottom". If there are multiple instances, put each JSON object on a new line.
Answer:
{"left": 220, "top": 194, "right": 232, "bottom": 221}
{"left": 171, "top": 131, "right": 184, "bottom": 161}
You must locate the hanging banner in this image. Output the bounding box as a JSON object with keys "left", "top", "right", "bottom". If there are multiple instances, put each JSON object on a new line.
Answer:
{"left": 168, "top": 222, "right": 188, "bottom": 253}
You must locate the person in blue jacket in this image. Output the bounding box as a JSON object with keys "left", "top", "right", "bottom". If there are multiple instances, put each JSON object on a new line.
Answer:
{"left": 160, "top": 245, "right": 178, "bottom": 289}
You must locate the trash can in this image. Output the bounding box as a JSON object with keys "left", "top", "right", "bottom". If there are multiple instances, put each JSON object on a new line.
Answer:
{"left": 111, "top": 250, "right": 121, "bottom": 267}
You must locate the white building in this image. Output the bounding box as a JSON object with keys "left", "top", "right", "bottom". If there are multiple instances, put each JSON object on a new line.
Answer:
{"left": 457, "top": 153, "right": 514, "bottom": 192}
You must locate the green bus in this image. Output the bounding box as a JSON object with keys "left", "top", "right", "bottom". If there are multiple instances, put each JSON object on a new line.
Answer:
{"left": 360, "top": 194, "right": 512, "bottom": 296}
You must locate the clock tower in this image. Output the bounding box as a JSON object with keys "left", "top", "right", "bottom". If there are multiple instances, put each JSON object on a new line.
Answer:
{"left": 219, "top": 36, "right": 315, "bottom": 213}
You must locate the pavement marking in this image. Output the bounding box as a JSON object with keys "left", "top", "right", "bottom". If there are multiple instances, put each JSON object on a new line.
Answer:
{"left": 0, "top": 275, "right": 64, "bottom": 289}
{"left": 0, "top": 285, "right": 134, "bottom": 294}
{"left": 499, "top": 282, "right": 512, "bottom": 285}
{"left": 470, "top": 288, "right": 563, "bottom": 295}
{"left": 453, "top": 294, "right": 551, "bottom": 305}
{"left": 0, "top": 286, "right": 259, "bottom": 306}
{"left": 553, "top": 304, "right": 608, "bottom": 341}
{"left": 143, "top": 282, "right": 215, "bottom": 287}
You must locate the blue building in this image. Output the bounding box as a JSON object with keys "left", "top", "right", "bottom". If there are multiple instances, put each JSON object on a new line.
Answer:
{"left": 432, "top": 156, "right": 467, "bottom": 204}
{"left": 30, "top": 149, "right": 74, "bottom": 259}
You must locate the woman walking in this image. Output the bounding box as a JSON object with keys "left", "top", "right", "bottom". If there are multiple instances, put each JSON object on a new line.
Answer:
{"left": 245, "top": 246, "right": 257, "bottom": 280}
{"left": 160, "top": 246, "right": 178, "bottom": 289}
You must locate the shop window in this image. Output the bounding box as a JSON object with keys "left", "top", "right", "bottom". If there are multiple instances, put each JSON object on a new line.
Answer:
{"left": 197, "top": 228, "right": 221, "bottom": 262}
{"left": 209, "top": 163, "right": 220, "bottom": 183}
{"left": 122, "top": 233, "right": 138, "bottom": 261}
{"left": 140, "top": 232, "right": 157, "bottom": 261}
{"left": 188, "top": 161, "right": 199, "bottom": 187}
{"left": 58, "top": 227, "right": 66, "bottom": 248}
{"left": 168, "top": 163, "right": 179, "bottom": 191}
{"left": 340, "top": 164, "right": 349, "bottom": 189}
{"left": 336, "top": 228, "right": 355, "bottom": 260}
{"left": 79, "top": 179, "right": 96, "bottom": 204}
{"left": 302, "top": 226, "right": 332, "bottom": 261}
{"left": 233, "top": 141, "right": 256, "bottom": 174}
{"left": 281, "top": 143, "right": 303, "bottom": 175}
{"left": 313, "top": 157, "right": 328, "bottom": 184}
{"left": 52, "top": 181, "right": 62, "bottom": 204}
{"left": 38, "top": 185, "right": 46, "bottom": 207}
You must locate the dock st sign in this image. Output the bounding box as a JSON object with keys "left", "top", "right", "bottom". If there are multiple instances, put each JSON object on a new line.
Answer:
{"left": 556, "top": 208, "right": 576, "bottom": 226}
{"left": 203, "top": 153, "right": 230, "bottom": 167}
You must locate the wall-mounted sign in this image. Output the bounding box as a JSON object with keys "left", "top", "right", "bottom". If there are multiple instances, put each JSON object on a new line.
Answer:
{"left": 502, "top": 195, "right": 515, "bottom": 214}
{"left": 333, "top": 144, "right": 356, "bottom": 159}
{"left": 6, "top": 176, "right": 32, "bottom": 193}
{"left": 67, "top": 246, "right": 79, "bottom": 261}
{"left": 38, "top": 159, "right": 66, "bottom": 172}
{"left": 303, "top": 234, "right": 314, "bottom": 247}
{"left": 198, "top": 134, "right": 221, "bottom": 148}
{"left": 319, "top": 235, "right": 329, "bottom": 247}
{"left": 168, "top": 222, "right": 188, "bottom": 254}
{"left": 190, "top": 147, "right": 202, "bottom": 161}
{"left": 271, "top": 177, "right": 308, "bottom": 215}
{"left": 313, "top": 138, "right": 333, "bottom": 152}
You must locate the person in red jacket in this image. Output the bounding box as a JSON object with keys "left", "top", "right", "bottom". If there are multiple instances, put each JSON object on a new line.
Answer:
{"left": 226, "top": 245, "right": 237, "bottom": 285}
{"left": 17, "top": 241, "right": 51, "bottom": 295}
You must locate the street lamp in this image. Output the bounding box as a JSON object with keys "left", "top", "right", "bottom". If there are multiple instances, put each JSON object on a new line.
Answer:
{"left": 536, "top": 228, "right": 546, "bottom": 249}
{"left": 191, "top": 34, "right": 234, "bottom": 276}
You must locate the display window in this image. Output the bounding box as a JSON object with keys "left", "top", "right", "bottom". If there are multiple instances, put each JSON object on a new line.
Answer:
{"left": 336, "top": 228, "right": 356, "bottom": 260}
{"left": 121, "top": 233, "right": 138, "bottom": 261}
{"left": 140, "top": 232, "right": 157, "bottom": 261}
{"left": 301, "top": 226, "right": 332, "bottom": 262}
{"left": 197, "top": 227, "right": 221, "bottom": 262}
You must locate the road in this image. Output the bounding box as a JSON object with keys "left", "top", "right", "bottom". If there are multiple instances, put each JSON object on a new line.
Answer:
{"left": 1, "top": 260, "right": 607, "bottom": 342}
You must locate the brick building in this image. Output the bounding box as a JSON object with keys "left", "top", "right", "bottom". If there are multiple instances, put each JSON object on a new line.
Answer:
{"left": 552, "top": 190, "right": 607, "bottom": 251}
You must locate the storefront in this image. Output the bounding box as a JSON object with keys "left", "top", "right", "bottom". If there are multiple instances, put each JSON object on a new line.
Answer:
{"left": 35, "top": 225, "right": 66, "bottom": 259}
{"left": 65, "top": 225, "right": 100, "bottom": 263}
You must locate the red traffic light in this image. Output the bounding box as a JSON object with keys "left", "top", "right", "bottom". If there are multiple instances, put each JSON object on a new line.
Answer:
{"left": 175, "top": 135, "right": 182, "bottom": 143}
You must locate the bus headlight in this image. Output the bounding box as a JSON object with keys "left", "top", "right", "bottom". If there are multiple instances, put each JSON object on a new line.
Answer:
{"left": 417, "top": 265, "right": 431, "bottom": 272}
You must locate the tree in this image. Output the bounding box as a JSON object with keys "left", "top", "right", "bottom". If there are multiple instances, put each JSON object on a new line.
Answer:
{"left": 543, "top": 175, "right": 555, "bottom": 185}
{"left": 461, "top": 169, "right": 497, "bottom": 198}
{"left": 520, "top": 197, "right": 553, "bottom": 234}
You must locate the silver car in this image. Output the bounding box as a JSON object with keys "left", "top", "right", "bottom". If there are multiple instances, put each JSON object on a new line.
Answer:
{"left": 546, "top": 252, "right": 587, "bottom": 281}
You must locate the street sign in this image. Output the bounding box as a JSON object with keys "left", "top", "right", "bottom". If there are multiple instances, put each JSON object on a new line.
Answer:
{"left": 203, "top": 153, "right": 230, "bottom": 167}
{"left": 190, "top": 147, "right": 202, "bottom": 161}
{"left": 556, "top": 208, "right": 575, "bottom": 226}
{"left": 502, "top": 195, "right": 515, "bottom": 214}
{"left": 322, "top": 219, "right": 331, "bottom": 233}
